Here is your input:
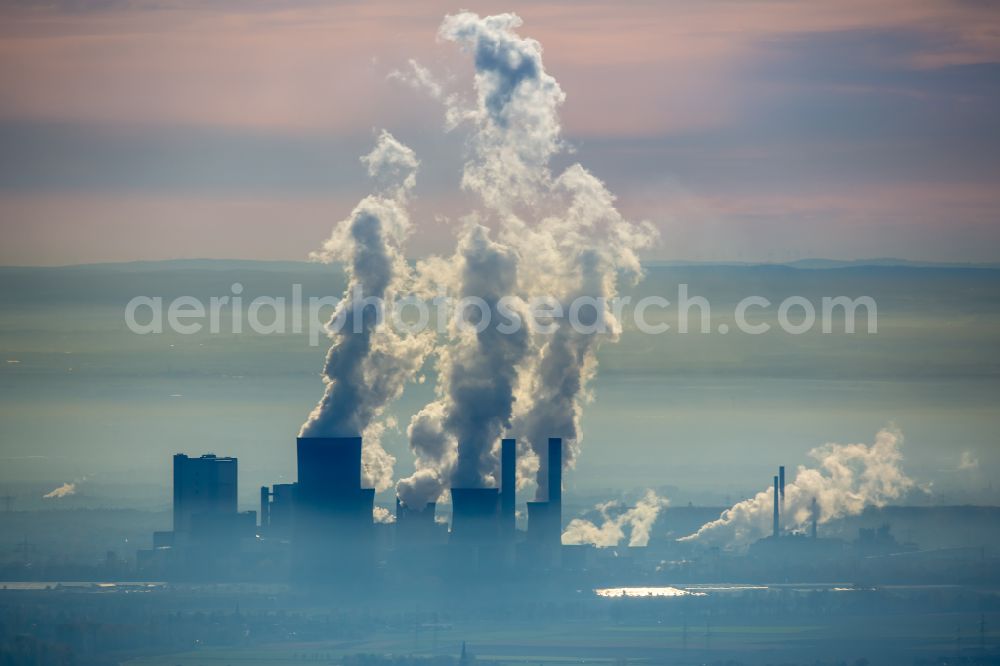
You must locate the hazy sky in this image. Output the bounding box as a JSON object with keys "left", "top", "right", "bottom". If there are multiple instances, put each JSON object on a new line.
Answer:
{"left": 1, "top": 0, "right": 998, "bottom": 265}
{"left": 2, "top": 264, "right": 997, "bottom": 505}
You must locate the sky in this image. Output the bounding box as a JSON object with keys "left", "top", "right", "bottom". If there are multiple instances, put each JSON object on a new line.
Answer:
{"left": 1, "top": 0, "right": 999, "bottom": 265}
{"left": 2, "top": 263, "right": 998, "bottom": 505}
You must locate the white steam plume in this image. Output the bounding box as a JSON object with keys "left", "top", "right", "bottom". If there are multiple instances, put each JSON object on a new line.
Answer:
{"left": 958, "top": 450, "right": 979, "bottom": 471}
{"left": 508, "top": 166, "right": 655, "bottom": 498}
{"left": 680, "top": 427, "right": 914, "bottom": 549}
{"left": 396, "top": 223, "right": 532, "bottom": 507}
{"left": 300, "top": 130, "right": 432, "bottom": 492}
{"left": 43, "top": 482, "right": 76, "bottom": 499}
{"left": 562, "top": 490, "right": 668, "bottom": 547}
{"left": 438, "top": 12, "right": 565, "bottom": 210}
{"left": 395, "top": 12, "right": 655, "bottom": 507}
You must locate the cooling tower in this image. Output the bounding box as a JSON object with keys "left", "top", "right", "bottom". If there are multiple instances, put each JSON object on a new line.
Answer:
{"left": 397, "top": 498, "right": 436, "bottom": 524}
{"left": 524, "top": 438, "right": 565, "bottom": 546}
{"left": 296, "top": 436, "right": 362, "bottom": 506}
{"left": 524, "top": 499, "right": 561, "bottom": 569}
{"left": 293, "top": 436, "right": 373, "bottom": 581}
{"left": 396, "top": 498, "right": 438, "bottom": 544}
{"left": 450, "top": 488, "right": 500, "bottom": 543}
{"left": 526, "top": 500, "right": 552, "bottom": 541}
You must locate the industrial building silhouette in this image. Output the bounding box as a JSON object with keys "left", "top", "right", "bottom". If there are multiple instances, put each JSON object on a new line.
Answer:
{"left": 141, "top": 436, "right": 565, "bottom": 581}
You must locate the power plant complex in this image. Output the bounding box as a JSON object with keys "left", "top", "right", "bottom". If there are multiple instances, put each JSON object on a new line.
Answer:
{"left": 140, "top": 436, "right": 566, "bottom": 581}
{"left": 140, "top": 446, "right": 901, "bottom": 585}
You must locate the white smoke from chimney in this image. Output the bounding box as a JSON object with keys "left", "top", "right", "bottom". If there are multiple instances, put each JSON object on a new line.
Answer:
{"left": 299, "top": 130, "right": 433, "bottom": 491}
{"left": 360, "top": 129, "right": 420, "bottom": 195}
{"left": 361, "top": 420, "right": 398, "bottom": 493}
{"left": 396, "top": 12, "right": 655, "bottom": 506}
{"left": 396, "top": 222, "right": 532, "bottom": 507}
{"left": 43, "top": 482, "right": 76, "bottom": 499}
{"left": 958, "top": 450, "right": 979, "bottom": 471}
{"left": 508, "top": 166, "right": 655, "bottom": 498}
{"left": 438, "top": 12, "right": 565, "bottom": 211}
{"left": 562, "top": 490, "right": 668, "bottom": 547}
{"left": 679, "top": 427, "right": 914, "bottom": 549}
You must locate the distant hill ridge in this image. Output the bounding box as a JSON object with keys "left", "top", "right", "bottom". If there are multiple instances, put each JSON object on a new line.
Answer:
{"left": 3, "top": 257, "right": 999, "bottom": 271}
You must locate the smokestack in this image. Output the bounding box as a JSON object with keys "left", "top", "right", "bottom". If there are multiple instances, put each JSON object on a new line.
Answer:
{"left": 549, "top": 438, "right": 562, "bottom": 536}
{"left": 772, "top": 475, "right": 780, "bottom": 539}
{"left": 260, "top": 486, "right": 270, "bottom": 530}
{"left": 548, "top": 438, "right": 562, "bottom": 504}
{"left": 501, "top": 438, "right": 515, "bottom": 532}
{"left": 778, "top": 465, "right": 785, "bottom": 533}
{"left": 811, "top": 497, "right": 819, "bottom": 539}
{"left": 679, "top": 428, "right": 912, "bottom": 548}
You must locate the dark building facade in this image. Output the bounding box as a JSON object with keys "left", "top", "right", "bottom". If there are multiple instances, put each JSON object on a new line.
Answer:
{"left": 294, "top": 436, "right": 375, "bottom": 579}
{"left": 526, "top": 438, "right": 562, "bottom": 545}
{"left": 450, "top": 488, "right": 500, "bottom": 543}
{"left": 148, "top": 433, "right": 576, "bottom": 582}
{"left": 138, "top": 453, "right": 253, "bottom": 579}
{"left": 172, "top": 453, "right": 238, "bottom": 534}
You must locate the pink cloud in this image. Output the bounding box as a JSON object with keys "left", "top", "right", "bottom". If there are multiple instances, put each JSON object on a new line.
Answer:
{"left": 1, "top": 0, "right": 996, "bottom": 136}
{"left": 0, "top": 190, "right": 472, "bottom": 266}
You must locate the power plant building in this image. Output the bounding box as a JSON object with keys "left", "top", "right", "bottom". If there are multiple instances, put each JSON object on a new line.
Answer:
{"left": 172, "top": 453, "right": 238, "bottom": 534}
{"left": 146, "top": 433, "right": 578, "bottom": 581}
{"left": 138, "top": 453, "right": 253, "bottom": 578}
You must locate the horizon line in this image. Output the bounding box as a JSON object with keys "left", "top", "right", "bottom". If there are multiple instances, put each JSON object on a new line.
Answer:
{"left": 3, "top": 256, "right": 1000, "bottom": 271}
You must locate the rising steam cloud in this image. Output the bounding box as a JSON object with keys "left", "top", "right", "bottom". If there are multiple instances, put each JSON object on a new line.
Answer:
{"left": 562, "top": 490, "right": 668, "bottom": 547}
{"left": 396, "top": 223, "right": 532, "bottom": 507}
{"left": 509, "top": 166, "right": 655, "bottom": 500}
{"left": 300, "top": 130, "right": 432, "bottom": 492}
{"left": 395, "top": 12, "right": 655, "bottom": 508}
{"left": 43, "top": 482, "right": 76, "bottom": 499}
{"left": 680, "top": 427, "right": 914, "bottom": 549}
{"left": 958, "top": 450, "right": 979, "bottom": 471}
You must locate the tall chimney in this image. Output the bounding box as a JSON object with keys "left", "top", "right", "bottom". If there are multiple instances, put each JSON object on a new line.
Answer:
{"left": 548, "top": 438, "right": 562, "bottom": 539}
{"left": 259, "top": 486, "right": 270, "bottom": 529}
{"left": 778, "top": 465, "right": 785, "bottom": 533}
{"left": 772, "top": 475, "right": 780, "bottom": 539}
{"left": 501, "top": 438, "right": 515, "bottom": 532}
{"left": 548, "top": 438, "right": 562, "bottom": 505}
